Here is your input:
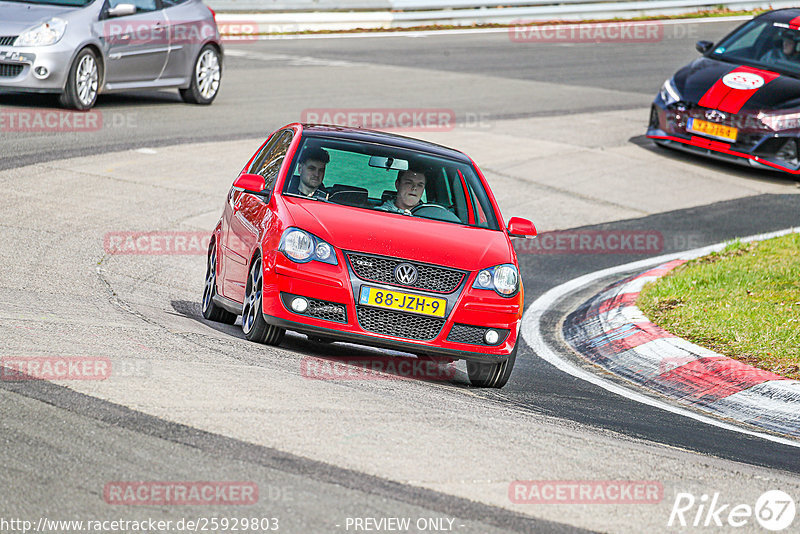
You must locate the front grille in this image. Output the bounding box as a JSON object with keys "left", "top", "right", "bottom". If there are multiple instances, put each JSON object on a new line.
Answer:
{"left": 347, "top": 253, "right": 465, "bottom": 293}
{"left": 447, "top": 323, "right": 509, "bottom": 346}
{"left": 304, "top": 298, "right": 347, "bottom": 323}
{"left": 0, "top": 36, "right": 17, "bottom": 46}
{"left": 0, "top": 63, "right": 23, "bottom": 78}
{"left": 356, "top": 306, "right": 444, "bottom": 341}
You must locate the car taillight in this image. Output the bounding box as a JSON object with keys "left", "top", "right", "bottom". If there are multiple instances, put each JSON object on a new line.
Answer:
{"left": 208, "top": 6, "right": 217, "bottom": 23}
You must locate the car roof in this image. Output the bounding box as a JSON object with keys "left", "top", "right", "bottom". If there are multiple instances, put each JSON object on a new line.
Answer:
{"left": 756, "top": 8, "right": 800, "bottom": 22}
{"left": 298, "top": 124, "right": 472, "bottom": 164}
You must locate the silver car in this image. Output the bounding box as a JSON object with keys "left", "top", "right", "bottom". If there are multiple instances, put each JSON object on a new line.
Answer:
{"left": 0, "top": 0, "right": 222, "bottom": 109}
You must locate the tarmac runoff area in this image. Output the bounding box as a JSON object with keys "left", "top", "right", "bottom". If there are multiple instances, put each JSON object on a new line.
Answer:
{"left": 3, "top": 109, "right": 800, "bottom": 532}
{"left": 528, "top": 228, "right": 800, "bottom": 445}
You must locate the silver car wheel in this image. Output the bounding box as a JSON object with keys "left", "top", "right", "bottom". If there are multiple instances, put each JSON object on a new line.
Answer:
{"left": 241, "top": 257, "right": 262, "bottom": 335}
{"left": 196, "top": 49, "right": 220, "bottom": 100}
{"left": 76, "top": 54, "right": 98, "bottom": 107}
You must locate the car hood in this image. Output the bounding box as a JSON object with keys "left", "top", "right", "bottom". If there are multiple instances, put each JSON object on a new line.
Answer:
{"left": 282, "top": 197, "right": 514, "bottom": 272}
{"left": 0, "top": 1, "right": 77, "bottom": 36}
{"left": 673, "top": 57, "right": 800, "bottom": 112}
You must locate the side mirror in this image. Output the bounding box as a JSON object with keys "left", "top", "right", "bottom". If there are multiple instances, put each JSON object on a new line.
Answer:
{"left": 507, "top": 217, "right": 537, "bottom": 238}
{"left": 232, "top": 173, "right": 267, "bottom": 194}
{"left": 696, "top": 40, "right": 713, "bottom": 54}
{"left": 107, "top": 4, "right": 137, "bottom": 17}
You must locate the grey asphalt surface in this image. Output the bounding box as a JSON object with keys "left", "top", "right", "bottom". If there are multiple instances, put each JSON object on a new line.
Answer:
{"left": 2, "top": 17, "right": 800, "bottom": 534}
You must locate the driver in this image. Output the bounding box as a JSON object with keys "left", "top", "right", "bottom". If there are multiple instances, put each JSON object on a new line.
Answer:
{"left": 377, "top": 167, "right": 427, "bottom": 214}
{"left": 287, "top": 147, "right": 330, "bottom": 199}
{"left": 762, "top": 30, "right": 800, "bottom": 62}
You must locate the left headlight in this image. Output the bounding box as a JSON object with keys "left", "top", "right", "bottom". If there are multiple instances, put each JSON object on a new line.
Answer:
{"left": 659, "top": 78, "right": 681, "bottom": 105}
{"left": 14, "top": 18, "right": 68, "bottom": 47}
{"left": 278, "top": 228, "right": 337, "bottom": 265}
{"left": 472, "top": 264, "right": 520, "bottom": 297}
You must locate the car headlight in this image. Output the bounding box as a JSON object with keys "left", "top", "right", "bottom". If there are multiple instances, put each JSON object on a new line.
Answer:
{"left": 279, "top": 228, "right": 337, "bottom": 265}
{"left": 659, "top": 78, "right": 681, "bottom": 105}
{"left": 472, "top": 264, "right": 519, "bottom": 297}
{"left": 14, "top": 18, "right": 67, "bottom": 47}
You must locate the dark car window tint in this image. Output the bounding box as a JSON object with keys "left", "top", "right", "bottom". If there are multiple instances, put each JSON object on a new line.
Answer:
{"left": 161, "top": 0, "right": 189, "bottom": 6}
{"left": 249, "top": 130, "right": 294, "bottom": 192}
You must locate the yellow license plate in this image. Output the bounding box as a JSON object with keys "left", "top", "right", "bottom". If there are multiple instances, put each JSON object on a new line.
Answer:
{"left": 687, "top": 118, "right": 738, "bottom": 143}
{"left": 358, "top": 287, "right": 446, "bottom": 318}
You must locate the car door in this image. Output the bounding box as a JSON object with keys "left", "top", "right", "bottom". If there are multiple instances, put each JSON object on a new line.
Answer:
{"left": 221, "top": 129, "right": 294, "bottom": 303}
{"left": 101, "top": 0, "right": 168, "bottom": 84}
{"left": 160, "top": 0, "right": 213, "bottom": 81}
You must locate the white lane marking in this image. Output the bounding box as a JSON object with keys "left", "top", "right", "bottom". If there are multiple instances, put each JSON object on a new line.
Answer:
{"left": 135, "top": 148, "right": 158, "bottom": 154}
{"left": 521, "top": 226, "right": 800, "bottom": 448}
{"left": 221, "top": 15, "right": 754, "bottom": 41}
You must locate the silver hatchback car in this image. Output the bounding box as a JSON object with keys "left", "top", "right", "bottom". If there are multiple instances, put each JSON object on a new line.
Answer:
{"left": 0, "top": 0, "right": 222, "bottom": 109}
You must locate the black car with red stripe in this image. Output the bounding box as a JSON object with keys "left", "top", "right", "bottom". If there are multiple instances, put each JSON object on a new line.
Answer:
{"left": 647, "top": 9, "right": 800, "bottom": 175}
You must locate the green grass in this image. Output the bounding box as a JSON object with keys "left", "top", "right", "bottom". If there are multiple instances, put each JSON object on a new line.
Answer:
{"left": 637, "top": 234, "right": 800, "bottom": 380}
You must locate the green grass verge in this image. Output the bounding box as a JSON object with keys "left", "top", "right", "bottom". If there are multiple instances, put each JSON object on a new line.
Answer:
{"left": 637, "top": 233, "right": 800, "bottom": 380}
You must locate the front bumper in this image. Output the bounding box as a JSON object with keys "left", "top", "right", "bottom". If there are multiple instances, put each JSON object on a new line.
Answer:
{"left": 0, "top": 44, "right": 74, "bottom": 92}
{"left": 646, "top": 97, "right": 800, "bottom": 175}
{"left": 261, "top": 252, "right": 521, "bottom": 362}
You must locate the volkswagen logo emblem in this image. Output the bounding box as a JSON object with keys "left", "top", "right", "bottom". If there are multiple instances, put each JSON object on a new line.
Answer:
{"left": 394, "top": 263, "right": 418, "bottom": 285}
{"left": 705, "top": 109, "right": 727, "bottom": 123}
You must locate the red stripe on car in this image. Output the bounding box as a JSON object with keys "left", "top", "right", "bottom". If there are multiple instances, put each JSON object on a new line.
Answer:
{"left": 698, "top": 66, "right": 779, "bottom": 114}
{"left": 789, "top": 16, "right": 800, "bottom": 29}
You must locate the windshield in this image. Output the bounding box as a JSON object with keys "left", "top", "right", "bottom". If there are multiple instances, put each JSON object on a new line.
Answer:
{"left": 281, "top": 137, "right": 500, "bottom": 231}
{"left": 711, "top": 19, "right": 800, "bottom": 75}
{"left": 1, "top": 0, "right": 93, "bottom": 5}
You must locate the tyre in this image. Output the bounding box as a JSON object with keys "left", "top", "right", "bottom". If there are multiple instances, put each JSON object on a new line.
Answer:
{"left": 202, "top": 242, "right": 237, "bottom": 324}
{"left": 466, "top": 342, "right": 517, "bottom": 388}
{"left": 242, "top": 255, "right": 285, "bottom": 345}
{"left": 179, "top": 44, "right": 221, "bottom": 105}
{"left": 59, "top": 48, "right": 99, "bottom": 110}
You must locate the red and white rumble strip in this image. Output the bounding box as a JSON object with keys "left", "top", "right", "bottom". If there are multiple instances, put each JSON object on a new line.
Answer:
{"left": 563, "top": 260, "right": 800, "bottom": 438}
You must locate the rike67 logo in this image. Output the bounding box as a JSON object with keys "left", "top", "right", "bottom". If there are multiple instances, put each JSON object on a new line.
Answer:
{"left": 668, "top": 490, "right": 795, "bottom": 531}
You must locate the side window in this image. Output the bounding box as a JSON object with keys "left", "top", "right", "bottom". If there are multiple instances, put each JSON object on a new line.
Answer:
{"left": 161, "top": 0, "right": 189, "bottom": 6}
{"left": 109, "top": 0, "right": 157, "bottom": 12}
{"left": 248, "top": 130, "right": 294, "bottom": 193}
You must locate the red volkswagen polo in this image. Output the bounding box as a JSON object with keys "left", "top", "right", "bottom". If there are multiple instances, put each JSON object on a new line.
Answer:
{"left": 202, "top": 124, "right": 537, "bottom": 388}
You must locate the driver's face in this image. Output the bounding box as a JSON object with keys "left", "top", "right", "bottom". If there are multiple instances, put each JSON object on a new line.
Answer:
{"left": 299, "top": 159, "right": 326, "bottom": 189}
{"left": 783, "top": 37, "right": 796, "bottom": 55}
{"left": 395, "top": 172, "right": 426, "bottom": 210}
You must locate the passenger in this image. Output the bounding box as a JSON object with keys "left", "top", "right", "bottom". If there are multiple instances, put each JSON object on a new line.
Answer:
{"left": 288, "top": 147, "right": 329, "bottom": 199}
{"left": 378, "top": 167, "right": 427, "bottom": 215}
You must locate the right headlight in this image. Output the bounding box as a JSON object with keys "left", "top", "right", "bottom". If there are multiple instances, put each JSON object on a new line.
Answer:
{"left": 472, "top": 264, "right": 520, "bottom": 297}
{"left": 659, "top": 78, "right": 681, "bottom": 105}
{"left": 278, "top": 228, "right": 337, "bottom": 265}
{"left": 14, "top": 18, "right": 67, "bottom": 47}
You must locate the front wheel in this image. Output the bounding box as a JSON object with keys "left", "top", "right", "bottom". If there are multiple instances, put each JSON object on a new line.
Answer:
{"left": 242, "top": 256, "right": 285, "bottom": 345}
{"left": 59, "top": 48, "right": 99, "bottom": 110}
{"left": 179, "top": 44, "right": 221, "bottom": 105}
{"left": 466, "top": 343, "right": 517, "bottom": 388}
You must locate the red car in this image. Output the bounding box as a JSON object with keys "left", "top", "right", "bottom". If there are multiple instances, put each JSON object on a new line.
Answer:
{"left": 202, "top": 124, "right": 537, "bottom": 388}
